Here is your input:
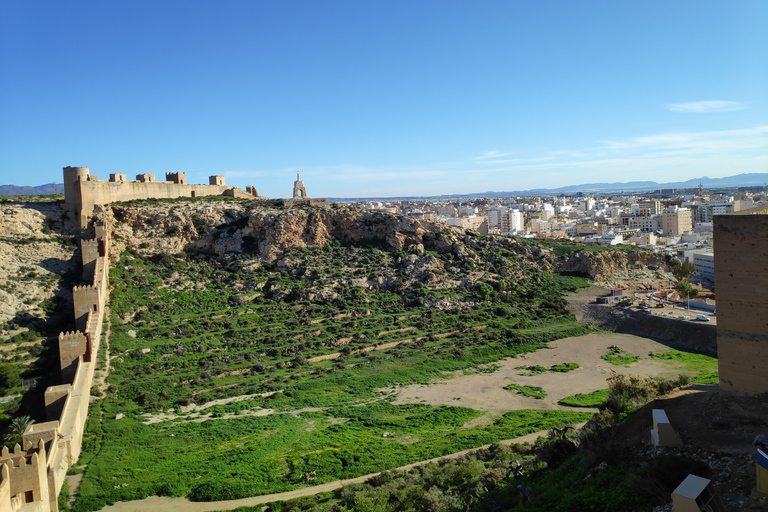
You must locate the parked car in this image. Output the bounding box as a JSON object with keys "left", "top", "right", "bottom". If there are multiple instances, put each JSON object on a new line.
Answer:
{"left": 696, "top": 314, "right": 710, "bottom": 322}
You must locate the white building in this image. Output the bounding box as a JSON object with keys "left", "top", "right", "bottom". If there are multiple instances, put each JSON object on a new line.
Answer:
{"left": 690, "top": 249, "right": 715, "bottom": 281}
{"left": 699, "top": 202, "right": 734, "bottom": 222}
{"left": 501, "top": 209, "right": 524, "bottom": 234}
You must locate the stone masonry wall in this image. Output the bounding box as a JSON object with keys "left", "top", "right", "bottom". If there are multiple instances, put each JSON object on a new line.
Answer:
{"left": 714, "top": 208, "right": 768, "bottom": 394}
{"left": 1, "top": 219, "right": 111, "bottom": 511}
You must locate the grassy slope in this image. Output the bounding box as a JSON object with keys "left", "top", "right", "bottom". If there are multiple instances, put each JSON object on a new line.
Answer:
{"left": 73, "top": 227, "right": 600, "bottom": 510}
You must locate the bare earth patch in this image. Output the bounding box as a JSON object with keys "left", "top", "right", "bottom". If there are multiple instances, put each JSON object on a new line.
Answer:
{"left": 389, "top": 333, "right": 688, "bottom": 414}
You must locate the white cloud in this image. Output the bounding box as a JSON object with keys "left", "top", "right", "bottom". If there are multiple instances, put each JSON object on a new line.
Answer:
{"left": 668, "top": 100, "right": 748, "bottom": 113}
{"left": 475, "top": 150, "right": 516, "bottom": 160}
{"left": 223, "top": 125, "right": 768, "bottom": 197}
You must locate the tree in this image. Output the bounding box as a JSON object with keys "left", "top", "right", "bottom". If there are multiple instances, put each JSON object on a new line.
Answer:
{"left": 4, "top": 415, "right": 34, "bottom": 445}
{"left": 675, "top": 281, "right": 699, "bottom": 298}
{"left": 673, "top": 261, "right": 696, "bottom": 283}
{"left": 0, "top": 363, "right": 21, "bottom": 394}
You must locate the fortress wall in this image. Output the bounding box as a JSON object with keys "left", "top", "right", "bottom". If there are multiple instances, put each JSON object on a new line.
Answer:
{"left": 57, "top": 332, "right": 87, "bottom": 385}
{"left": 44, "top": 386, "right": 70, "bottom": 423}
{"left": 72, "top": 286, "right": 100, "bottom": 335}
{"left": 0, "top": 465, "right": 11, "bottom": 512}
{"left": 714, "top": 210, "right": 768, "bottom": 394}
{"left": 6, "top": 205, "right": 111, "bottom": 509}
{"left": 65, "top": 166, "right": 262, "bottom": 227}
{"left": 76, "top": 179, "right": 243, "bottom": 227}
{"left": 80, "top": 239, "right": 99, "bottom": 282}
{"left": 0, "top": 441, "right": 49, "bottom": 508}
{"left": 10, "top": 165, "right": 262, "bottom": 509}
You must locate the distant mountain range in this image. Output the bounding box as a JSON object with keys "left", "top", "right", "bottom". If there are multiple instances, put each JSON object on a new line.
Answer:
{"left": 4, "top": 172, "right": 767, "bottom": 199}
{"left": 499, "top": 173, "right": 768, "bottom": 195}
{"left": 333, "top": 173, "right": 768, "bottom": 201}
{"left": 0, "top": 183, "right": 59, "bottom": 196}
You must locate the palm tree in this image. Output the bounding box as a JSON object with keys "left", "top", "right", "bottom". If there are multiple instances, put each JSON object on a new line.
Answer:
{"left": 4, "top": 415, "right": 34, "bottom": 445}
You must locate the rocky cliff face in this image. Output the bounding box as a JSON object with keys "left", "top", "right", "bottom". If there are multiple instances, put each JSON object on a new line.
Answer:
{"left": 100, "top": 202, "right": 463, "bottom": 262}
{"left": 552, "top": 250, "right": 674, "bottom": 282}
{"left": 98, "top": 200, "right": 672, "bottom": 288}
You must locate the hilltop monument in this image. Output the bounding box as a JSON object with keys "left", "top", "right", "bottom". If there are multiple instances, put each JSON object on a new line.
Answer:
{"left": 278, "top": 172, "right": 326, "bottom": 207}
{"left": 293, "top": 172, "right": 307, "bottom": 198}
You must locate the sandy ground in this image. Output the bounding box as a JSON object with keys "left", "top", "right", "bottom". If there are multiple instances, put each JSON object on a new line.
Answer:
{"left": 391, "top": 332, "right": 690, "bottom": 416}
{"left": 97, "top": 423, "right": 586, "bottom": 512}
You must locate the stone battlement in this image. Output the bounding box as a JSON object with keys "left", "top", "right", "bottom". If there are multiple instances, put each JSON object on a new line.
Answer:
{"left": 3, "top": 218, "right": 111, "bottom": 510}
{"left": 63, "top": 166, "right": 261, "bottom": 228}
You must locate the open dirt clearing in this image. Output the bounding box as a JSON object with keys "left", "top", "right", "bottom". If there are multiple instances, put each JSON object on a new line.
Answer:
{"left": 390, "top": 332, "right": 691, "bottom": 415}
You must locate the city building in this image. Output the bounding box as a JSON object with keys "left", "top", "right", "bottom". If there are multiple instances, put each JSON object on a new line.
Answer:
{"left": 662, "top": 206, "right": 693, "bottom": 236}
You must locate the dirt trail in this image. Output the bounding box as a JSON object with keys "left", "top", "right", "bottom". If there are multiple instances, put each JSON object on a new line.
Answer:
{"left": 98, "top": 424, "right": 585, "bottom": 512}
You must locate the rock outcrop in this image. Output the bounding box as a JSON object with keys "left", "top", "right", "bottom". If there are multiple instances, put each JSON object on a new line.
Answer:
{"left": 0, "top": 202, "right": 78, "bottom": 334}
{"left": 100, "top": 202, "right": 463, "bottom": 263}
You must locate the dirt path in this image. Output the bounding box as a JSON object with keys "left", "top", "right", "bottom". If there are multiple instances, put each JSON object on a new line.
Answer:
{"left": 91, "top": 306, "right": 113, "bottom": 397}
{"left": 390, "top": 332, "right": 689, "bottom": 415}
{"left": 98, "top": 424, "right": 585, "bottom": 512}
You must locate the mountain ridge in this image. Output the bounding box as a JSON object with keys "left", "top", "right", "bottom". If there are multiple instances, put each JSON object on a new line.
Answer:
{"left": 3, "top": 172, "right": 766, "bottom": 199}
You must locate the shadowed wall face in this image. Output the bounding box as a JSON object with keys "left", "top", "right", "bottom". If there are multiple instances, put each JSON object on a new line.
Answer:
{"left": 714, "top": 209, "right": 768, "bottom": 393}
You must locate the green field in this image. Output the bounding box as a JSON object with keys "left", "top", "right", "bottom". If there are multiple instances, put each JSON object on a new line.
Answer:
{"left": 70, "top": 227, "right": 601, "bottom": 510}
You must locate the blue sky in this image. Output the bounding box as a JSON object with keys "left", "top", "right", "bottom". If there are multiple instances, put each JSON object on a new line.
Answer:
{"left": 1, "top": 1, "right": 766, "bottom": 197}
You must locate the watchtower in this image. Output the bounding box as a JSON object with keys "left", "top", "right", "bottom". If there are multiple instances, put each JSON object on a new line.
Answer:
{"left": 165, "top": 172, "right": 187, "bottom": 184}
{"left": 62, "top": 166, "right": 90, "bottom": 212}
{"left": 293, "top": 172, "right": 307, "bottom": 198}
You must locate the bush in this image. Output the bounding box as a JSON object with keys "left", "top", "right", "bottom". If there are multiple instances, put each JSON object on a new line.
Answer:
{"left": 0, "top": 363, "right": 21, "bottom": 393}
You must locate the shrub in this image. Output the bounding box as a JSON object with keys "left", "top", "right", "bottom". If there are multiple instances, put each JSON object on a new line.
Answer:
{"left": 0, "top": 363, "right": 21, "bottom": 393}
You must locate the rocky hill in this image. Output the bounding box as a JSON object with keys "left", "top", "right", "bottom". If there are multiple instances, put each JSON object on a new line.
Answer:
{"left": 99, "top": 199, "right": 673, "bottom": 281}
{"left": 0, "top": 201, "right": 78, "bottom": 340}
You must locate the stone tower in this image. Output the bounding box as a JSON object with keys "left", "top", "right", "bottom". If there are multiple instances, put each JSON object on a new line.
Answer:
{"left": 63, "top": 166, "right": 89, "bottom": 212}
{"left": 293, "top": 172, "right": 307, "bottom": 198}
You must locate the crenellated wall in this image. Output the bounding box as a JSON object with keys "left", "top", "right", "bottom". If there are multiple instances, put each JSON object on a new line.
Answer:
{"left": 63, "top": 166, "right": 261, "bottom": 228}
{"left": 3, "top": 213, "right": 112, "bottom": 511}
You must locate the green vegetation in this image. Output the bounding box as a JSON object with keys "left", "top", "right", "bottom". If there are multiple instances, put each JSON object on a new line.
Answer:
{"left": 515, "top": 365, "right": 547, "bottom": 375}
{"left": 0, "top": 194, "right": 63, "bottom": 204}
{"left": 4, "top": 415, "right": 34, "bottom": 445}
{"left": 518, "top": 238, "right": 647, "bottom": 258}
{"left": 503, "top": 384, "right": 547, "bottom": 399}
{"left": 602, "top": 347, "right": 640, "bottom": 367}
{"left": 517, "top": 363, "right": 579, "bottom": 375}
{"left": 558, "top": 389, "right": 609, "bottom": 407}
{"left": 548, "top": 362, "right": 579, "bottom": 373}
{"left": 70, "top": 222, "right": 605, "bottom": 509}
{"left": 675, "top": 281, "right": 699, "bottom": 298}
{"left": 242, "top": 370, "right": 697, "bottom": 512}
{"left": 649, "top": 350, "right": 718, "bottom": 384}
{"left": 672, "top": 260, "right": 696, "bottom": 283}
{"left": 74, "top": 407, "right": 589, "bottom": 509}
{"left": 602, "top": 371, "right": 691, "bottom": 423}
{"left": 0, "top": 363, "right": 21, "bottom": 394}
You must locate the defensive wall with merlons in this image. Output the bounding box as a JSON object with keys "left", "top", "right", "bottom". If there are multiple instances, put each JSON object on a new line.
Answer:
{"left": 0, "top": 217, "right": 109, "bottom": 511}
{"left": 0, "top": 165, "right": 301, "bottom": 510}
{"left": 63, "top": 166, "right": 261, "bottom": 228}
